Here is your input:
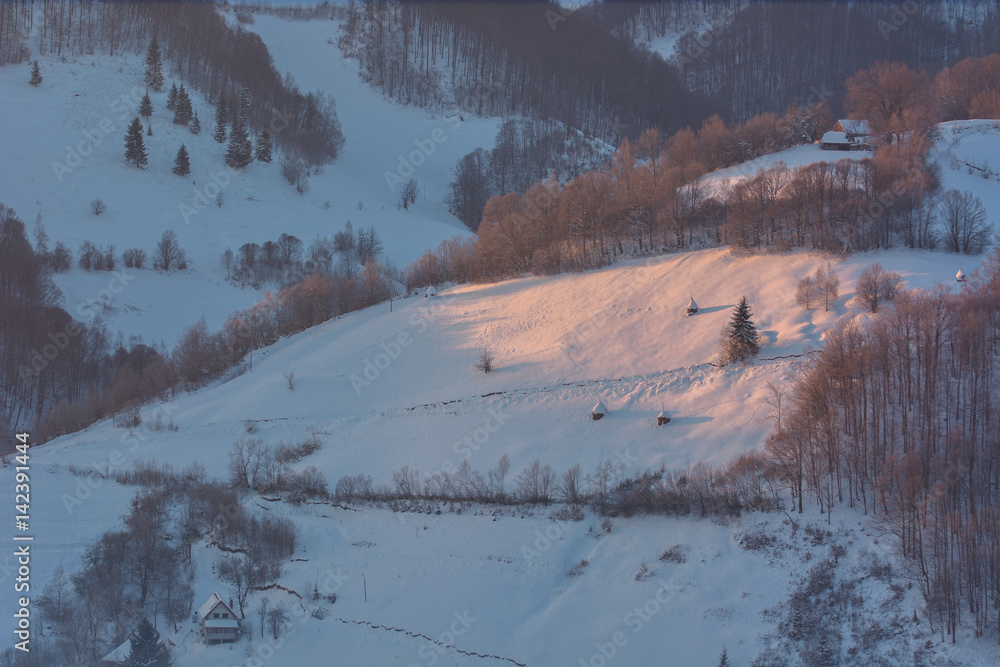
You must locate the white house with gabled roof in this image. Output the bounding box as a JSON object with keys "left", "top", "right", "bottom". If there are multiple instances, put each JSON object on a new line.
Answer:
{"left": 198, "top": 592, "right": 240, "bottom": 645}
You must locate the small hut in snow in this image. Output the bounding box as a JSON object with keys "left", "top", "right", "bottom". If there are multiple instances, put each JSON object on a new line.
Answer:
{"left": 956, "top": 268, "right": 966, "bottom": 283}
{"left": 656, "top": 410, "right": 671, "bottom": 426}
{"left": 685, "top": 297, "right": 698, "bottom": 316}
{"left": 424, "top": 285, "right": 438, "bottom": 298}
{"left": 592, "top": 401, "right": 607, "bottom": 421}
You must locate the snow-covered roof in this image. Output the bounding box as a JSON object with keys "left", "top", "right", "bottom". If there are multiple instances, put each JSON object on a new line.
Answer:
{"left": 102, "top": 638, "right": 132, "bottom": 663}
{"left": 836, "top": 119, "right": 870, "bottom": 135}
{"left": 198, "top": 593, "right": 232, "bottom": 621}
{"left": 205, "top": 618, "right": 239, "bottom": 629}
{"left": 593, "top": 400, "right": 607, "bottom": 415}
{"left": 821, "top": 131, "right": 849, "bottom": 144}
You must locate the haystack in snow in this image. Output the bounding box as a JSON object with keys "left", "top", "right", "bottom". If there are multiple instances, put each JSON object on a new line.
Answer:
{"left": 425, "top": 285, "right": 438, "bottom": 297}
{"left": 592, "top": 401, "right": 607, "bottom": 421}
{"left": 956, "top": 268, "right": 966, "bottom": 283}
{"left": 685, "top": 297, "right": 698, "bottom": 316}
{"left": 656, "top": 410, "right": 671, "bottom": 426}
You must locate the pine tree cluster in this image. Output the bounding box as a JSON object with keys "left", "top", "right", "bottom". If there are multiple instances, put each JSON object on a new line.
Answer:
{"left": 172, "top": 84, "right": 193, "bottom": 126}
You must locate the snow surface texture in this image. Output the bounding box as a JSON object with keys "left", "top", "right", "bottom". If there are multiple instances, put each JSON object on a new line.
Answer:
{"left": 3, "top": 8, "right": 1000, "bottom": 666}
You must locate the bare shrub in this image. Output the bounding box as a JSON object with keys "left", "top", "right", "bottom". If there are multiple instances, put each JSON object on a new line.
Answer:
{"left": 550, "top": 505, "right": 584, "bottom": 522}
{"left": 275, "top": 434, "right": 321, "bottom": 464}
{"left": 474, "top": 349, "right": 495, "bottom": 374}
{"left": 283, "top": 370, "right": 295, "bottom": 391}
{"left": 335, "top": 473, "right": 373, "bottom": 503}
{"left": 112, "top": 406, "right": 142, "bottom": 428}
{"left": 90, "top": 198, "right": 107, "bottom": 216}
{"left": 568, "top": 559, "right": 589, "bottom": 577}
{"left": 122, "top": 247, "right": 147, "bottom": 268}
{"left": 634, "top": 561, "right": 654, "bottom": 581}
{"left": 659, "top": 545, "right": 687, "bottom": 564}
{"left": 287, "top": 466, "right": 329, "bottom": 503}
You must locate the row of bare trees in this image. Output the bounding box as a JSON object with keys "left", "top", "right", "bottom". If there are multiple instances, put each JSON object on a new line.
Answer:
{"left": 337, "top": 451, "right": 779, "bottom": 518}
{"left": 767, "top": 251, "right": 1000, "bottom": 642}
{"left": 411, "top": 127, "right": 987, "bottom": 287}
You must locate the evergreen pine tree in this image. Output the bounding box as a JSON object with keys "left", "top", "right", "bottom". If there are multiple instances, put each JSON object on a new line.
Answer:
{"left": 173, "top": 144, "right": 190, "bottom": 176}
{"left": 226, "top": 98, "right": 253, "bottom": 169}
{"left": 166, "top": 82, "right": 178, "bottom": 111}
{"left": 256, "top": 129, "right": 272, "bottom": 163}
{"left": 29, "top": 61, "right": 42, "bottom": 86}
{"left": 722, "top": 296, "right": 761, "bottom": 363}
{"left": 213, "top": 96, "right": 228, "bottom": 143}
{"left": 124, "top": 617, "right": 161, "bottom": 667}
{"left": 124, "top": 117, "right": 148, "bottom": 169}
{"left": 33, "top": 214, "right": 49, "bottom": 259}
{"left": 173, "top": 84, "right": 192, "bottom": 125}
{"left": 190, "top": 111, "right": 201, "bottom": 135}
{"left": 143, "top": 36, "right": 164, "bottom": 92}
{"left": 138, "top": 91, "right": 153, "bottom": 118}
{"left": 718, "top": 647, "right": 730, "bottom": 667}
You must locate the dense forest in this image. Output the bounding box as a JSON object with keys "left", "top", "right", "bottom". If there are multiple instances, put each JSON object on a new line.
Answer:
{"left": 338, "top": 0, "right": 706, "bottom": 144}
{"left": 768, "top": 253, "right": 1000, "bottom": 644}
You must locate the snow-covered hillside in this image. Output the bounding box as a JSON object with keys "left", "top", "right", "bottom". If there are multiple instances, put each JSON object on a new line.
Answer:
{"left": 6, "top": 243, "right": 999, "bottom": 665}
{"left": 0, "top": 12, "right": 500, "bottom": 346}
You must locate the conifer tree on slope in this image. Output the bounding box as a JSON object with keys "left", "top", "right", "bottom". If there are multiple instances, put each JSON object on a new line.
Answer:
{"left": 124, "top": 117, "right": 148, "bottom": 169}
{"left": 144, "top": 36, "right": 164, "bottom": 92}
{"left": 138, "top": 91, "right": 153, "bottom": 118}
{"left": 124, "top": 617, "right": 161, "bottom": 667}
{"left": 29, "top": 61, "right": 42, "bottom": 86}
{"left": 190, "top": 111, "right": 201, "bottom": 135}
{"left": 722, "top": 296, "right": 761, "bottom": 363}
{"left": 173, "top": 144, "right": 190, "bottom": 176}
{"left": 226, "top": 91, "right": 253, "bottom": 169}
{"left": 173, "top": 85, "right": 192, "bottom": 125}
{"left": 256, "top": 129, "right": 272, "bottom": 163}
{"left": 166, "top": 82, "right": 178, "bottom": 111}
{"left": 214, "top": 96, "right": 228, "bottom": 143}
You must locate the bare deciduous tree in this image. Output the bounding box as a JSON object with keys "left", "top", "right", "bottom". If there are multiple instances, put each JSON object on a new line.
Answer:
{"left": 855, "top": 263, "right": 902, "bottom": 313}
{"left": 940, "top": 189, "right": 990, "bottom": 255}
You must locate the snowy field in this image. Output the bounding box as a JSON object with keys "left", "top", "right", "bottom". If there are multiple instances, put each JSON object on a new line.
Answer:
{"left": 2, "top": 7, "right": 1000, "bottom": 666}
{"left": 4, "top": 245, "right": 999, "bottom": 666}
{"left": 0, "top": 12, "right": 500, "bottom": 346}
